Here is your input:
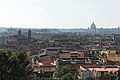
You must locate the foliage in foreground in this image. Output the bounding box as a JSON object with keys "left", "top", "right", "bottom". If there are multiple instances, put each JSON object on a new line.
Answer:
{"left": 0, "top": 49, "right": 35, "bottom": 80}
{"left": 53, "top": 65, "right": 79, "bottom": 80}
{"left": 84, "top": 76, "right": 97, "bottom": 80}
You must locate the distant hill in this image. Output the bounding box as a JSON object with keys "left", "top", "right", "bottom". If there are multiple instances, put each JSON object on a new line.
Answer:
{"left": 0, "top": 27, "right": 7, "bottom": 33}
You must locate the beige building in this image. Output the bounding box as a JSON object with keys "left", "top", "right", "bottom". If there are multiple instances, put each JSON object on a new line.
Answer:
{"left": 88, "top": 67, "right": 118, "bottom": 77}
{"left": 107, "top": 54, "right": 120, "bottom": 61}
{"left": 60, "top": 51, "right": 84, "bottom": 59}
{"left": 101, "top": 49, "right": 120, "bottom": 61}
{"left": 101, "top": 49, "right": 116, "bottom": 55}
{"left": 59, "top": 51, "right": 70, "bottom": 58}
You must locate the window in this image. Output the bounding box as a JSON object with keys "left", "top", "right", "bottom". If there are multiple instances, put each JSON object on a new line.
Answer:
{"left": 92, "top": 51, "right": 95, "bottom": 54}
{"left": 96, "top": 51, "right": 99, "bottom": 53}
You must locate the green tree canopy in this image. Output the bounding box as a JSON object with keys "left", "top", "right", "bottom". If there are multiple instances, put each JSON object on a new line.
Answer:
{"left": 0, "top": 49, "right": 35, "bottom": 80}
{"left": 85, "top": 76, "right": 96, "bottom": 80}
{"left": 53, "top": 65, "right": 79, "bottom": 80}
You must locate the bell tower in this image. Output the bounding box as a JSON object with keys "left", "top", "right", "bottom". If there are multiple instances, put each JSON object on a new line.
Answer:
{"left": 28, "top": 29, "right": 31, "bottom": 43}
{"left": 18, "top": 29, "right": 21, "bottom": 36}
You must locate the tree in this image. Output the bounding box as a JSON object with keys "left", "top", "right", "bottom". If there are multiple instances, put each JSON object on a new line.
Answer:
{"left": 0, "top": 49, "right": 35, "bottom": 80}
{"left": 53, "top": 65, "right": 79, "bottom": 80}
{"left": 61, "top": 73, "right": 73, "bottom": 80}
{"left": 85, "top": 76, "right": 96, "bottom": 80}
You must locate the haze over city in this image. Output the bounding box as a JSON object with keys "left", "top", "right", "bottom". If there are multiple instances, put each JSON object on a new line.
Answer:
{"left": 0, "top": 0, "right": 120, "bottom": 28}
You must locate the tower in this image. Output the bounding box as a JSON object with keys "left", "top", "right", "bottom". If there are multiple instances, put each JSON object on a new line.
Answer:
{"left": 18, "top": 29, "right": 21, "bottom": 36}
{"left": 28, "top": 29, "right": 31, "bottom": 43}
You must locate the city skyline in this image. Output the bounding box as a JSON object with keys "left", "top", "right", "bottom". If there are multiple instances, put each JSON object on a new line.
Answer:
{"left": 0, "top": 0, "right": 120, "bottom": 29}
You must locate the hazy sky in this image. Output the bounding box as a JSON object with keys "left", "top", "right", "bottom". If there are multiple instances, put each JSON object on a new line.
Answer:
{"left": 0, "top": 0, "right": 120, "bottom": 28}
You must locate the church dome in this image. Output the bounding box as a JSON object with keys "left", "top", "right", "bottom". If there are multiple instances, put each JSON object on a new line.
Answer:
{"left": 90, "top": 22, "right": 96, "bottom": 30}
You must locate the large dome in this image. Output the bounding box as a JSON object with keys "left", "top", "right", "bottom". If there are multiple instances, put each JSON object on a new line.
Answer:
{"left": 90, "top": 22, "right": 96, "bottom": 30}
